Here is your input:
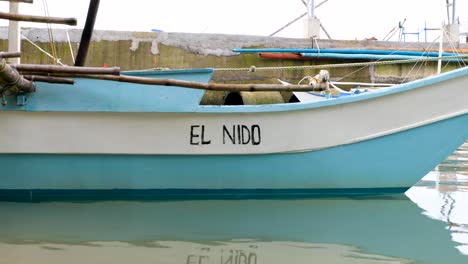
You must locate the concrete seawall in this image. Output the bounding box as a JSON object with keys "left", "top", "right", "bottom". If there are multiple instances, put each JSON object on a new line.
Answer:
{"left": 1, "top": 27, "right": 467, "bottom": 104}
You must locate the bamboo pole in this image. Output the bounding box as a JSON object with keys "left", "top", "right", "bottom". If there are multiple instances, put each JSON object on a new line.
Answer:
{"left": 72, "top": 74, "right": 327, "bottom": 92}
{"left": 8, "top": 2, "right": 20, "bottom": 64}
{"left": 0, "top": 59, "right": 35, "bottom": 93}
{"left": 0, "top": 12, "right": 77, "bottom": 26}
{"left": 0, "top": 51, "right": 21, "bottom": 58}
{"left": 0, "top": 0, "right": 33, "bottom": 3}
{"left": 16, "top": 69, "right": 328, "bottom": 92}
{"left": 13, "top": 64, "right": 120, "bottom": 75}
{"left": 23, "top": 75, "right": 74, "bottom": 84}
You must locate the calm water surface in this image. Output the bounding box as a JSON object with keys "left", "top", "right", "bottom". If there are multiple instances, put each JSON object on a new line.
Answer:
{"left": 1, "top": 142, "right": 467, "bottom": 264}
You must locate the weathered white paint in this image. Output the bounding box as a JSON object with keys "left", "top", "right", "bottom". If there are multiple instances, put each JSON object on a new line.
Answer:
{"left": 0, "top": 75, "right": 466, "bottom": 155}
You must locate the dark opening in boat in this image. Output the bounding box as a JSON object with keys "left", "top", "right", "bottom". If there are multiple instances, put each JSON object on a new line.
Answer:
{"left": 224, "top": 92, "right": 244, "bottom": 105}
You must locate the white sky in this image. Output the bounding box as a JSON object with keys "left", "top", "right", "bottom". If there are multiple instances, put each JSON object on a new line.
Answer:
{"left": 0, "top": 0, "right": 467, "bottom": 41}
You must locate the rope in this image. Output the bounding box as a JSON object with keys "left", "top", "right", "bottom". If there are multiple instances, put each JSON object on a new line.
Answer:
{"left": 443, "top": 30, "right": 467, "bottom": 68}
{"left": 66, "top": 29, "right": 75, "bottom": 64}
{"left": 42, "top": 0, "right": 58, "bottom": 65}
{"left": 214, "top": 54, "right": 468, "bottom": 72}
{"left": 21, "top": 34, "right": 65, "bottom": 66}
{"left": 401, "top": 39, "right": 439, "bottom": 83}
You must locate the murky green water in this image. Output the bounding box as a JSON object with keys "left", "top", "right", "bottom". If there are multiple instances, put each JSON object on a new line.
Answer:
{"left": 0, "top": 142, "right": 467, "bottom": 264}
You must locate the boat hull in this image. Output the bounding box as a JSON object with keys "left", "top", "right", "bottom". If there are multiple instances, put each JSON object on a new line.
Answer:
{"left": 0, "top": 67, "right": 467, "bottom": 200}
{"left": 0, "top": 114, "right": 466, "bottom": 201}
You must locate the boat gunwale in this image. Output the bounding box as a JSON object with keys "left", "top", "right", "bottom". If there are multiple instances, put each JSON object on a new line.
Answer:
{"left": 3, "top": 66, "right": 468, "bottom": 114}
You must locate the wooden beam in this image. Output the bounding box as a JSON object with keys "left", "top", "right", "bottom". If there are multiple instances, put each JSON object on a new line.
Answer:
{"left": 17, "top": 70, "right": 327, "bottom": 91}
{"left": 0, "top": 0, "right": 33, "bottom": 3}
{"left": 8, "top": 2, "right": 20, "bottom": 64}
{"left": 0, "top": 51, "right": 21, "bottom": 58}
{"left": 0, "top": 59, "right": 35, "bottom": 93}
{"left": 0, "top": 12, "right": 77, "bottom": 26}
{"left": 73, "top": 74, "right": 328, "bottom": 92}
{"left": 23, "top": 75, "right": 74, "bottom": 85}
{"left": 14, "top": 64, "right": 120, "bottom": 75}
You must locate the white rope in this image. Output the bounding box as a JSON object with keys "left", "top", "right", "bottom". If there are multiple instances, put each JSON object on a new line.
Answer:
{"left": 21, "top": 34, "right": 65, "bottom": 66}
{"left": 66, "top": 29, "right": 75, "bottom": 64}
{"left": 331, "top": 81, "right": 394, "bottom": 87}
{"left": 42, "top": 0, "right": 58, "bottom": 64}
{"left": 443, "top": 29, "right": 467, "bottom": 68}
{"left": 297, "top": 76, "right": 312, "bottom": 85}
{"left": 313, "top": 37, "right": 320, "bottom": 55}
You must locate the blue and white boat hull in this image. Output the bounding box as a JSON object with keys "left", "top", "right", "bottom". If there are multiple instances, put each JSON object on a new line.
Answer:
{"left": 0, "top": 67, "right": 467, "bottom": 200}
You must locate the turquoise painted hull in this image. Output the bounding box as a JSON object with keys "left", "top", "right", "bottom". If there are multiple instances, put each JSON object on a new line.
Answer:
{"left": 1, "top": 114, "right": 466, "bottom": 201}
{"left": 1, "top": 67, "right": 468, "bottom": 200}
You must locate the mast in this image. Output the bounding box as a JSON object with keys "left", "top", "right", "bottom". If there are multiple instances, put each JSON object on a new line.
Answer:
{"left": 451, "top": 0, "right": 456, "bottom": 25}
{"left": 7, "top": 2, "right": 20, "bottom": 64}
{"left": 307, "top": 0, "right": 315, "bottom": 17}
{"left": 74, "top": 0, "right": 100, "bottom": 67}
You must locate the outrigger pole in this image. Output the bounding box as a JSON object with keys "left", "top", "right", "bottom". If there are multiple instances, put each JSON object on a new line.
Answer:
{"left": 7, "top": 1, "right": 20, "bottom": 64}
{"left": 74, "top": 0, "right": 100, "bottom": 67}
{"left": 0, "top": 0, "right": 33, "bottom": 3}
{"left": 0, "top": 11, "right": 77, "bottom": 25}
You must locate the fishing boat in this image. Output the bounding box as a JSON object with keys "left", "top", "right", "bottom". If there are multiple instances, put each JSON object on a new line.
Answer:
{"left": 0, "top": 64, "right": 466, "bottom": 200}
{"left": 0, "top": 2, "right": 467, "bottom": 201}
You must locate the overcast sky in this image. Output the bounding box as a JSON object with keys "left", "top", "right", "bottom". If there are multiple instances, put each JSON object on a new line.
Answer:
{"left": 0, "top": 0, "right": 467, "bottom": 41}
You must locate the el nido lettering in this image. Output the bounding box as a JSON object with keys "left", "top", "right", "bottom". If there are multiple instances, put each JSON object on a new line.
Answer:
{"left": 189, "top": 125, "right": 261, "bottom": 146}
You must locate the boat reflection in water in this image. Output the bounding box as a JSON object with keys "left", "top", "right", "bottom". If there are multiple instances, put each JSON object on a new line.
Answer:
{"left": 407, "top": 142, "right": 468, "bottom": 256}
{"left": 1, "top": 143, "right": 467, "bottom": 264}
